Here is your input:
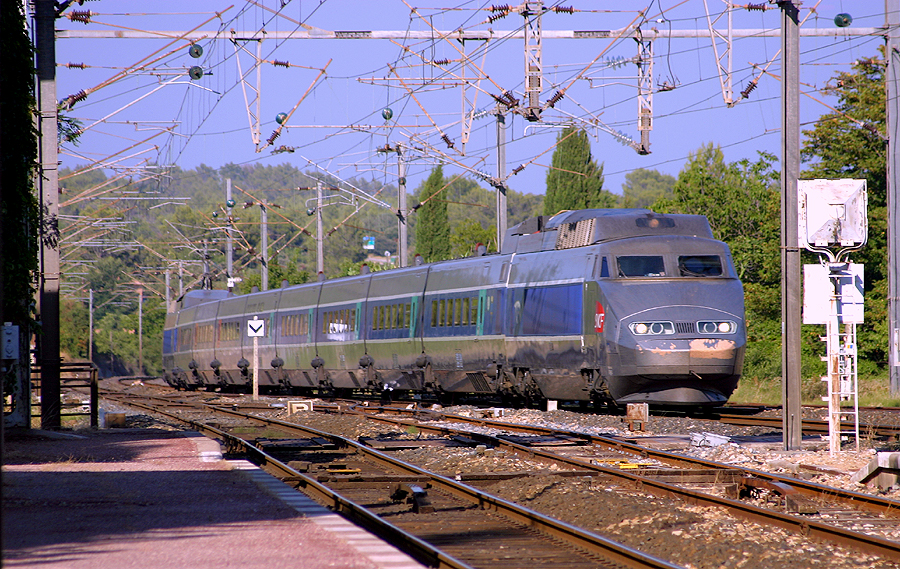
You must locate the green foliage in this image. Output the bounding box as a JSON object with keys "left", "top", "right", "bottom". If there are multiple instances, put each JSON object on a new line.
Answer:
{"left": 450, "top": 219, "right": 496, "bottom": 258}
{"left": 414, "top": 166, "right": 451, "bottom": 262}
{"left": 0, "top": 0, "right": 39, "bottom": 326}
{"left": 543, "top": 127, "right": 615, "bottom": 216}
{"left": 620, "top": 168, "right": 675, "bottom": 208}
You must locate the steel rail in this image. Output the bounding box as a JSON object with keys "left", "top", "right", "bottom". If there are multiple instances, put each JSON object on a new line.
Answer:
{"left": 107, "top": 395, "right": 686, "bottom": 569}
{"left": 325, "top": 406, "right": 900, "bottom": 560}
{"left": 347, "top": 405, "right": 900, "bottom": 517}
{"left": 105, "top": 397, "right": 472, "bottom": 569}
{"left": 203, "top": 405, "right": 687, "bottom": 569}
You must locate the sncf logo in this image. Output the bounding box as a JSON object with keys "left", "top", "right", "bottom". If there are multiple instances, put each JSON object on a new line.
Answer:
{"left": 594, "top": 301, "right": 605, "bottom": 333}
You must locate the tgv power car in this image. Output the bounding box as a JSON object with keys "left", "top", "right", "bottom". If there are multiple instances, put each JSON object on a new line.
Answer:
{"left": 163, "top": 208, "right": 745, "bottom": 406}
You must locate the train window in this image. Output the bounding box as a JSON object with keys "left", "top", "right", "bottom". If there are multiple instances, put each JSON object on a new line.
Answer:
{"left": 599, "top": 257, "right": 610, "bottom": 278}
{"left": 404, "top": 303, "right": 411, "bottom": 328}
{"left": 617, "top": 255, "right": 665, "bottom": 277}
{"left": 300, "top": 314, "right": 308, "bottom": 335}
{"left": 439, "top": 299, "right": 447, "bottom": 327}
{"left": 462, "top": 298, "right": 469, "bottom": 326}
{"left": 391, "top": 305, "right": 398, "bottom": 329}
{"left": 350, "top": 309, "right": 356, "bottom": 332}
{"left": 431, "top": 300, "right": 438, "bottom": 327}
{"left": 678, "top": 255, "right": 722, "bottom": 277}
{"left": 471, "top": 297, "right": 478, "bottom": 325}
{"left": 453, "top": 299, "right": 460, "bottom": 326}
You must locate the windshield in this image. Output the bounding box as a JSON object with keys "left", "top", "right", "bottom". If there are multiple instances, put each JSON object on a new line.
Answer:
{"left": 678, "top": 255, "right": 723, "bottom": 277}
{"left": 617, "top": 256, "right": 665, "bottom": 277}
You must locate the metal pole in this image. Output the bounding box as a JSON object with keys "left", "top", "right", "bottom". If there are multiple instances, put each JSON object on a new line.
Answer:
{"left": 89, "top": 289, "right": 94, "bottom": 364}
{"left": 780, "top": 0, "right": 802, "bottom": 451}
{"left": 496, "top": 111, "right": 508, "bottom": 251}
{"left": 887, "top": 0, "right": 900, "bottom": 395}
{"left": 260, "top": 200, "right": 268, "bottom": 291}
{"left": 165, "top": 269, "right": 172, "bottom": 312}
{"left": 36, "top": 0, "right": 61, "bottom": 430}
{"left": 398, "top": 149, "right": 408, "bottom": 267}
{"left": 252, "top": 335, "right": 259, "bottom": 401}
{"left": 226, "top": 178, "right": 234, "bottom": 292}
{"left": 316, "top": 181, "right": 324, "bottom": 275}
{"left": 138, "top": 288, "right": 143, "bottom": 375}
{"left": 178, "top": 261, "right": 184, "bottom": 297}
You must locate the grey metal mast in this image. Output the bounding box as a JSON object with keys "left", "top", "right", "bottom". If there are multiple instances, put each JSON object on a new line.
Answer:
{"left": 779, "top": 0, "right": 803, "bottom": 451}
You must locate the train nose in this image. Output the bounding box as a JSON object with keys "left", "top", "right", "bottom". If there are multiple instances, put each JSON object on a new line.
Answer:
{"left": 618, "top": 338, "right": 739, "bottom": 376}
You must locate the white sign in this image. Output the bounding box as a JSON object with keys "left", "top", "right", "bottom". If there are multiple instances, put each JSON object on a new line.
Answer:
{"left": 247, "top": 316, "right": 266, "bottom": 337}
{"left": 803, "top": 263, "right": 864, "bottom": 324}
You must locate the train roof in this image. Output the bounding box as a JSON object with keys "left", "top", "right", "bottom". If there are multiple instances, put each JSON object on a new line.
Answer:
{"left": 502, "top": 208, "right": 714, "bottom": 254}
{"left": 179, "top": 289, "right": 233, "bottom": 309}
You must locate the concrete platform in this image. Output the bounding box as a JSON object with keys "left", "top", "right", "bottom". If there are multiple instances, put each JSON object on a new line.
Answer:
{"left": 2, "top": 428, "right": 425, "bottom": 569}
{"left": 850, "top": 452, "right": 900, "bottom": 490}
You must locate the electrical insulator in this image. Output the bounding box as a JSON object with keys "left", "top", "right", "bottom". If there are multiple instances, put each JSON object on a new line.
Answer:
{"left": 226, "top": 199, "right": 236, "bottom": 208}
{"left": 553, "top": 6, "right": 574, "bottom": 14}
{"left": 212, "top": 211, "right": 219, "bottom": 218}
{"left": 433, "top": 58, "right": 450, "bottom": 66}
{"left": 382, "top": 108, "right": 393, "bottom": 120}
{"left": 442, "top": 134, "right": 455, "bottom": 149}
{"left": 511, "top": 164, "right": 525, "bottom": 175}
{"left": 188, "top": 66, "right": 204, "bottom": 80}
{"left": 275, "top": 112, "right": 288, "bottom": 125}
{"left": 189, "top": 44, "right": 203, "bottom": 58}
{"left": 272, "top": 59, "right": 289, "bottom": 68}
{"left": 69, "top": 10, "right": 91, "bottom": 24}
{"left": 834, "top": 13, "right": 852, "bottom": 27}
{"left": 266, "top": 130, "right": 280, "bottom": 145}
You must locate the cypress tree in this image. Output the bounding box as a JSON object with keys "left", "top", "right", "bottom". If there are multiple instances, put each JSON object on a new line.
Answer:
{"left": 543, "top": 127, "right": 614, "bottom": 216}
{"left": 414, "top": 166, "right": 451, "bottom": 262}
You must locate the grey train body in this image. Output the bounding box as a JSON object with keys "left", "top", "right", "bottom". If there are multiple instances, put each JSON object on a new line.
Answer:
{"left": 162, "top": 209, "right": 746, "bottom": 406}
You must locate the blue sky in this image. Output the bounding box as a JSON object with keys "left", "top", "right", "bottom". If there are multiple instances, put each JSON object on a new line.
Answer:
{"left": 51, "top": 1, "right": 885, "bottom": 199}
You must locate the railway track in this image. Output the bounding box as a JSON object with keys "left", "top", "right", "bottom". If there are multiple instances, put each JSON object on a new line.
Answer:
{"left": 103, "top": 392, "right": 685, "bottom": 569}
{"left": 102, "top": 389, "right": 900, "bottom": 567}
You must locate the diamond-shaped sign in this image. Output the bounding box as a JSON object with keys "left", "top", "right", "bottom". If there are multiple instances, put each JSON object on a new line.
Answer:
{"left": 247, "top": 316, "right": 265, "bottom": 337}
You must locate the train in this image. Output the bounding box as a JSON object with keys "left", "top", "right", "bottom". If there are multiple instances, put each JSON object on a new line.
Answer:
{"left": 162, "top": 208, "right": 746, "bottom": 407}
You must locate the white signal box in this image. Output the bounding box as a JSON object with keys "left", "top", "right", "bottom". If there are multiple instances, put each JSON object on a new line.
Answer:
{"left": 798, "top": 179, "right": 867, "bottom": 248}
{"left": 803, "top": 263, "right": 864, "bottom": 325}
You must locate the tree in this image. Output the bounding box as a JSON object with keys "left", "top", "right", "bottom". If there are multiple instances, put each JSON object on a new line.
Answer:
{"left": 543, "top": 127, "right": 615, "bottom": 216}
{"left": 801, "top": 51, "right": 888, "bottom": 373}
{"left": 450, "top": 219, "right": 496, "bottom": 258}
{"left": 620, "top": 168, "right": 675, "bottom": 208}
{"left": 414, "top": 166, "right": 451, "bottom": 262}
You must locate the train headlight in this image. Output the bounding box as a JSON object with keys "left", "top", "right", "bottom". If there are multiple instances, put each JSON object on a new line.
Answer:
{"left": 629, "top": 321, "right": 674, "bottom": 335}
{"left": 697, "top": 320, "right": 736, "bottom": 334}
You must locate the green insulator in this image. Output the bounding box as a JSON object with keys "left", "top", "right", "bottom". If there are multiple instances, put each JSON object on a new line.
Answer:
{"left": 189, "top": 44, "right": 203, "bottom": 58}
{"left": 275, "top": 112, "right": 288, "bottom": 125}
{"left": 381, "top": 107, "right": 393, "bottom": 120}
{"left": 188, "top": 66, "right": 203, "bottom": 80}
{"left": 834, "top": 13, "right": 852, "bottom": 27}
